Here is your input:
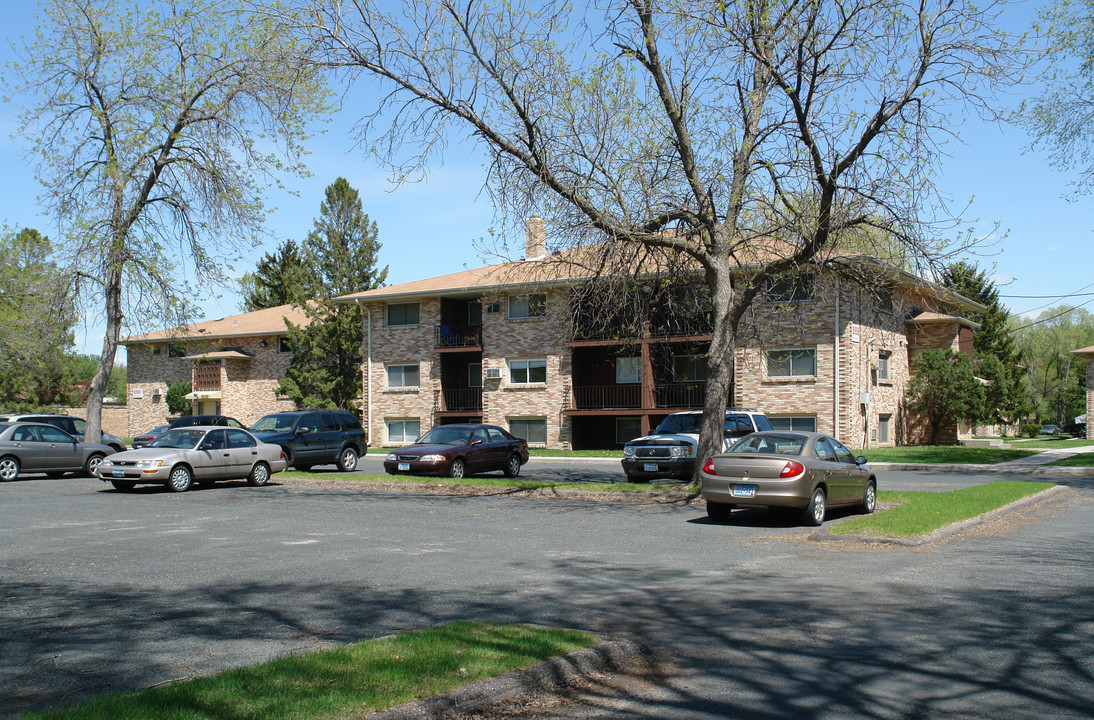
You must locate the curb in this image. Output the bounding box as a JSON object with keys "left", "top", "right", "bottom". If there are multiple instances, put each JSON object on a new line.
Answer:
{"left": 810, "top": 484, "right": 1068, "bottom": 546}
{"left": 355, "top": 636, "right": 650, "bottom": 720}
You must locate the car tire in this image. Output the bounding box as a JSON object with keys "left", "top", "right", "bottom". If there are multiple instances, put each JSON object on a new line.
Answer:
{"left": 503, "top": 454, "right": 521, "bottom": 478}
{"left": 84, "top": 453, "right": 106, "bottom": 477}
{"left": 802, "top": 487, "right": 826, "bottom": 526}
{"left": 247, "top": 461, "right": 270, "bottom": 487}
{"left": 337, "top": 447, "right": 359, "bottom": 472}
{"left": 860, "top": 480, "right": 877, "bottom": 514}
{"left": 706, "top": 501, "right": 733, "bottom": 522}
{"left": 0, "top": 456, "right": 21, "bottom": 481}
{"left": 166, "top": 465, "right": 193, "bottom": 493}
{"left": 111, "top": 480, "right": 136, "bottom": 491}
{"left": 450, "top": 458, "right": 466, "bottom": 479}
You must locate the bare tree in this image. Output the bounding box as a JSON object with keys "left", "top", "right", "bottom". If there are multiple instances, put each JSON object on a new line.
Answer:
{"left": 292, "top": 0, "right": 1026, "bottom": 471}
{"left": 5, "top": 0, "right": 328, "bottom": 441}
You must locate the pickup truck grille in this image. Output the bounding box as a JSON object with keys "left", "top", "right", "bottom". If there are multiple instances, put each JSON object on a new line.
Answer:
{"left": 634, "top": 447, "right": 672, "bottom": 459}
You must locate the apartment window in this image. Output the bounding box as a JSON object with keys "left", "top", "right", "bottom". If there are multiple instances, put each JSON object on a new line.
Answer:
{"left": 672, "top": 355, "right": 707, "bottom": 382}
{"left": 508, "top": 293, "right": 546, "bottom": 319}
{"left": 168, "top": 344, "right": 187, "bottom": 358}
{"left": 767, "top": 348, "right": 817, "bottom": 377}
{"left": 468, "top": 363, "right": 482, "bottom": 388}
{"left": 878, "top": 414, "right": 891, "bottom": 443}
{"left": 278, "top": 337, "right": 293, "bottom": 353}
{"left": 509, "top": 358, "right": 547, "bottom": 384}
{"left": 509, "top": 418, "right": 547, "bottom": 444}
{"left": 877, "top": 350, "right": 891, "bottom": 381}
{"left": 616, "top": 357, "right": 640, "bottom": 384}
{"left": 386, "top": 363, "right": 420, "bottom": 388}
{"left": 769, "top": 416, "right": 817, "bottom": 432}
{"left": 151, "top": 345, "right": 161, "bottom": 356}
{"left": 765, "top": 272, "right": 816, "bottom": 302}
{"left": 616, "top": 417, "right": 641, "bottom": 444}
{"left": 387, "top": 302, "right": 420, "bottom": 327}
{"left": 387, "top": 419, "right": 421, "bottom": 444}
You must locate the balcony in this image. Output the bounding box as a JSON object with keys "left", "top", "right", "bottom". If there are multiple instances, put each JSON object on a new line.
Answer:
{"left": 435, "top": 324, "right": 482, "bottom": 349}
{"left": 654, "top": 382, "right": 707, "bottom": 408}
{"left": 436, "top": 388, "right": 483, "bottom": 413}
{"left": 192, "top": 362, "right": 221, "bottom": 391}
{"left": 571, "top": 385, "right": 642, "bottom": 410}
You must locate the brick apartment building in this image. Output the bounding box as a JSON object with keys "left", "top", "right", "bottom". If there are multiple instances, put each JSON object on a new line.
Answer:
{"left": 122, "top": 221, "right": 981, "bottom": 448}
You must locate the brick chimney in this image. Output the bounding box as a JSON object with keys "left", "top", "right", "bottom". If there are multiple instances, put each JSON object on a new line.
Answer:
{"left": 525, "top": 215, "right": 546, "bottom": 261}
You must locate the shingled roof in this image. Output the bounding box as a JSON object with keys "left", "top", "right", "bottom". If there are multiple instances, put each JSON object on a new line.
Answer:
{"left": 122, "top": 303, "right": 311, "bottom": 344}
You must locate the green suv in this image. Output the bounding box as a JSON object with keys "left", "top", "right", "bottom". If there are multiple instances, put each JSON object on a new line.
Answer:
{"left": 249, "top": 410, "right": 367, "bottom": 472}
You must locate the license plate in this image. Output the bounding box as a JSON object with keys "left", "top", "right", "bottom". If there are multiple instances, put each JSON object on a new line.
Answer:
{"left": 398, "top": 462, "right": 410, "bottom": 471}
{"left": 643, "top": 463, "right": 658, "bottom": 472}
{"left": 732, "top": 484, "right": 757, "bottom": 498}
{"left": 112, "top": 469, "right": 124, "bottom": 478}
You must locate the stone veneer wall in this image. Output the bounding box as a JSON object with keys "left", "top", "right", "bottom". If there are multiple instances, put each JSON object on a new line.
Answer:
{"left": 61, "top": 405, "right": 129, "bottom": 438}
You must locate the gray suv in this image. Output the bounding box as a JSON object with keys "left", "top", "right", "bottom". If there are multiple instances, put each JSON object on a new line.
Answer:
{"left": 250, "top": 410, "right": 367, "bottom": 472}
{"left": 621, "top": 408, "right": 772, "bottom": 482}
{"left": 0, "top": 413, "right": 127, "bottom": 452}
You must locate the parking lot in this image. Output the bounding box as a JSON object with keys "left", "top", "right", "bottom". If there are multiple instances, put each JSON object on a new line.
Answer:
{"left": 2, "top": 469, "right": 1093, "bottom": 719}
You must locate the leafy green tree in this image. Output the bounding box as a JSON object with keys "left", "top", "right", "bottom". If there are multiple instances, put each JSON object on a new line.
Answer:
{"left": 0, "top": 227, "right": 76, "bottom": 408}
{"left": 290, "top": 0, "right": 1028, "bottom": 469}
{"left": 904, "top": 349, "right": 986, "bottom": 445}
{"left": 6, "top": 0, "right": 328, "bottom": 442}
{"left": 166, "top": 381, "right": 193, "bottom": 416}
{"left": 1014, "top": 307, "right": 1094, "bottom": 424}
{"left": 239, "top": 240, "right": 317, "bottom": 312}
{"left": 278, "top": 178, "right": 388, "bottom": 412}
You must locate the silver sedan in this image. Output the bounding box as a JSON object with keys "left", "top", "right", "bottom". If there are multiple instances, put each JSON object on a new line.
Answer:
{"left": 97, "top": 426, "right": 287, "bottom": 492}
{"left": 0, "top": 422, "right": 115, "bottom": 480}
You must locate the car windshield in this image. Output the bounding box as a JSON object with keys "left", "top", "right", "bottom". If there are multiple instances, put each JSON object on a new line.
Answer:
{"left": 416, "top": 427, "right": 474, "bottom": 445}
{"left": 251, "top": 415, "right": 298, "bottom": 432}
{"left": 653, "top": 414, "right": 702, "bottom": 434}
{"left": 728, "top": 434, "right": 806, "bottom": 456}
{"left": 149, "top": 429, "right": 205, "bottom": 449}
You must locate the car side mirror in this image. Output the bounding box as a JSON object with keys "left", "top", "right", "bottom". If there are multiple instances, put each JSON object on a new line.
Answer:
{"left": 856, "top": 455, "right": 868, "bottom": 465}
{"left": 296, "top": 426, "right": 310, "bottom": 435}
{"left": 470, "top": 439, "right": 483, "bottom": 446}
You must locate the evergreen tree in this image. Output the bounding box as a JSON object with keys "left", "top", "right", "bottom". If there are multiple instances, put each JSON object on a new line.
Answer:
{"left": 278, "top": 179, "right": 388, "bottom": 412}
{"left": 239, "top": 239, "right": 317, "bottom": 311}
{"left": 904, "top": 349, "right": 986, "bottom": 445}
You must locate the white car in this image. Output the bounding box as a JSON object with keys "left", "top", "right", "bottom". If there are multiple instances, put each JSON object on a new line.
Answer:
{"left": 98, "top": 426, "right": 287, "bottom": 492}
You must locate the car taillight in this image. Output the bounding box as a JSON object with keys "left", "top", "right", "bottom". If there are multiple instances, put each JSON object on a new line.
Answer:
{"left": 702, "top": 457, "right": 716, "bottom": 474}
{"left": 780, "top": 460, "right": 805, "bottom": 477}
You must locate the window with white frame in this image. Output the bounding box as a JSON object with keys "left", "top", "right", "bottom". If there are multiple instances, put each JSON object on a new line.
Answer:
{"left": 386, "top": 363, "right": 420, "bottom": 388}
{"left": 509, "top": 417, "right": 547, "bottom": 444}
{"left": 387, "top": 419, "right": 421, "bottom": 444}
{"left": 768, "top": 416, "right": 817, "bottom": 432}
{"left": 508, "top": 293, "right": 546, "bottom": 319}
{"left": 766, "top": 348, "right": 817, "bottom": 377}
{"left": 616, "top": 357, "right": 640, "bottom": 384}
{"left": 878, "top": 414, "right": 891, "bottom": 443}
{"left": 508, "top": 358, "right": 547, "bottom": 384}
{"left": 877, "top": 350, "right": 891, "bottom": 381}
{"left": 672, "top": 355, "right": 707, "bottom": 382}
{"left": 386, "top": 302, "right": 420, "bottom": 327}
{"left": 615, "top": 417, "right": 641, "bottom": 444}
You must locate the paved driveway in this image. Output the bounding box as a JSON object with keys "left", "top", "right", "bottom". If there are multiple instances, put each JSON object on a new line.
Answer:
{"left": 1, "top": 472, "right": 1092, "bottom": 719}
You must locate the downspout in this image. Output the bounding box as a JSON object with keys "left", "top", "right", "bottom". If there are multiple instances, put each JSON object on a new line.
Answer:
{"left": 834, "top": 277, "right": 840, "bottom": 442}
{"left": 355, "top": 299, "right": 372, "bottom": 445}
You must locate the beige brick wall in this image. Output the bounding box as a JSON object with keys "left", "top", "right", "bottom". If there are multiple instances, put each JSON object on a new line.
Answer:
{"left": 61, "top": 406, "right": 129, "bottom": 439}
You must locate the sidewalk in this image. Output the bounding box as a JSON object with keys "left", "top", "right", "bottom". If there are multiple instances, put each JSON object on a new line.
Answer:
{"left": 871, "top": 443, "right": 1094, "bottom": 475}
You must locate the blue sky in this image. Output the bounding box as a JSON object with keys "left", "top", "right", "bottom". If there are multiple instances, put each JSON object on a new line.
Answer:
{"left": 2, "top": 1, "right": 1091, "bottom": 363}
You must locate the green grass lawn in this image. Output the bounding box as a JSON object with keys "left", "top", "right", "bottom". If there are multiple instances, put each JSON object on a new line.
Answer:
{"left": 23, "top": 622, "right": 596, "bottom": 720}
{"left": 1046, "top": 453, "right": 1094, "bottom": 466}
{"left": 831, "top": 481, "right": 1054, "bottom": 537}
{"left": 1007, "top": 437, "right": 1094, "bottom": 449}
{"left": 861, "top": 446, "right": 1038, "bottom": 464}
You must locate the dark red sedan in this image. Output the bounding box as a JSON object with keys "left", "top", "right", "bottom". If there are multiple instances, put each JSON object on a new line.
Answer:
{"left": 384, "top": 424, "right": 530, "bottom": 478}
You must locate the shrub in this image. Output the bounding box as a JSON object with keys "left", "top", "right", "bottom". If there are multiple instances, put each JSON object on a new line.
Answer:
{"left": 1020, "top": 423, "right": 1040, "bottom": 438}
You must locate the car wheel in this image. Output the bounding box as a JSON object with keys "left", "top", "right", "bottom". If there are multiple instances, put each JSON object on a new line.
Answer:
{"left": 503, "top": 454, "right": 521, "bottom": 478}
{"left": 860, "top": 480, "right": 877, "bottom": 514}
{"left": 84, "top": 454, "right": 106, "bottom": 477}
{"left": 450, "top": 458, "right": 466, "bottom": 479}
{"left": 247, "top": 462, "right": 270, "bottom": 487}
{"left": 166, "top": 465, "right": 193, "bottom": 493}
{"left": 111, "top": 443, "right": 125, "bottom": 453}
{"left": 338, "top": 447, "right": 359, "bottom": 472}
{"left": 706, "top": 501, "right": 733, "bottom": 522}
{"left": 0, "top": 456, "right": 21, "bottom": 481}
{"left": 111, "top": 480, "right": 136, "bottom": 491}
{"left": 802, "top": 487, "right": 826, "bottom": 526}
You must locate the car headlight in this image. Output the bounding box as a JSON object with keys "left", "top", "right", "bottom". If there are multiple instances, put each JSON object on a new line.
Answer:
{"left": 419, "top": 454, "right": 445, "bottom": 463}
{"left": 623, "top": 446, "right": 635, "bottom": 458}
{"left": 136, "top": 459, "right": 165, "bottom": 468}
{"left": 386, "top": 453, "right": 397, "bottom": 461}
{"left": 99, "top": 459, "right": 113, "bottom": 468}
{"left": 670, "top": 446, "right": 694, "bottom": 458}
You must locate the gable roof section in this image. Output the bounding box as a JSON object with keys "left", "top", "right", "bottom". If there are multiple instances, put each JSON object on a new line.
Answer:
{"left": 122, "top": 303, "right": 310, "bottom": 344}
{"left": 905, "top": 311, "right": 981, "bottom": 330}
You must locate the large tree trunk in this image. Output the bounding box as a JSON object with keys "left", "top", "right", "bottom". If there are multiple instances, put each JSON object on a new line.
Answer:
{"left": 692, "top": 264, "right": 737, "bottom": 484}
{"left": 85, "top": 244, "right": 124, "bottom": 445}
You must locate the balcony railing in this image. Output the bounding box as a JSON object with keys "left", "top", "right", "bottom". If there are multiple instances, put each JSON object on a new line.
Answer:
{"left": 192, "top": 363, "right": 220, "bottom": 391}
{"left": 654, "top": 382, "right": 707, "bottom": 408}
{"left": 434, "top": 324, "right": 483, "bottom": 349}
{"left": 436, "top": 388, "right": 483, "bottom": 412}
{"left": 571, "top": 385, "right": 642, "bottom": 410}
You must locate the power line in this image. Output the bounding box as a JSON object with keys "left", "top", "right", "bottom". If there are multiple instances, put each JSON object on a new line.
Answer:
{"left": 1012, "top": 295, "right": 1094, "bottom": 332}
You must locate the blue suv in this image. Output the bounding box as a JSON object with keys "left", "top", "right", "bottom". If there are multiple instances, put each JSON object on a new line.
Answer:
{"left": 250, "top": 410, "right": 367, "bottom": 472}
